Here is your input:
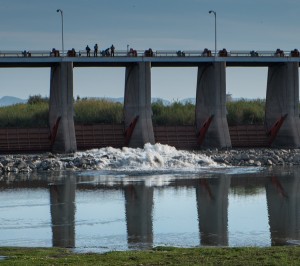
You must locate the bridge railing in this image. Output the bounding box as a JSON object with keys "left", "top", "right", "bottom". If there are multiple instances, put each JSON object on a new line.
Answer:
{"left": 0, "top": 50, "right": 55, "bottom": 57}
{"left": 230, "top": 50, "right": 292, "bottom": 57}
{"left": 31, "top": 50, "right": 53, "bottom": 57}
{"left": 0, "top": 49, "right": 297, "bottom": 58}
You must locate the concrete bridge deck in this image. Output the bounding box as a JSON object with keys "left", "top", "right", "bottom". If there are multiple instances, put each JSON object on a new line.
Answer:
{"left": 1, "top": 49, "right": 300, "bottom": 67}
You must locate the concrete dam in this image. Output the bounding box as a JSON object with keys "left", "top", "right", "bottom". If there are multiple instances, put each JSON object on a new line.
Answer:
{"left": 1, "top": 49, "right": 300, "bottom": 153}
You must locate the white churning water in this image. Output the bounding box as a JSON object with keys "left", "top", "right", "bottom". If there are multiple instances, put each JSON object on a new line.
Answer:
{"left": 75, "top": 143, "right": 221, "bottom": 172}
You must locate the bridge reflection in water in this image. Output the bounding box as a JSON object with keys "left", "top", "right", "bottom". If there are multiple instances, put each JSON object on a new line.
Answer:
{"left": 49, "top": 176, "right": 76, "bottom": 248}
{"left": 0, "top": 168, "right": 299, "bottom": 250}
{"left": 196, "top": 177, "right": 231, "bottom": 246}
{"left": 266, "top": 174, "right": 300, "bottom": 246}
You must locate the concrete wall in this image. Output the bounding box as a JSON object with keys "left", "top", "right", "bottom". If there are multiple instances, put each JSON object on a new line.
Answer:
{"left": 124, "top": 62, "right": 155, "bottom": 148}
{"left": 265, "top": 63, "right": 300, "bottom": 148}
{"left": 195, "top": 62, "right": 231, "bottom": 148}
{"left": 49, "top": 62, "right": 77, "bottom": 153}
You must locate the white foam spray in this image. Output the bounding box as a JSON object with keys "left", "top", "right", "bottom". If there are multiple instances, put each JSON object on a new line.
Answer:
{"left": 75, "top": 143, "right": 220, "bottom": 172}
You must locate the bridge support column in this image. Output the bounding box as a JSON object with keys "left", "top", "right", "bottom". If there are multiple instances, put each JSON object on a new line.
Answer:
{"left": 195, "top": 62, "right": 231, "bottom": 148}
{"left": 124, "top": 62, "right": 155, "bottom": 148}
{"left": 49, "top": 62, "right": 77, "bottom": 153}
{"left": 265, "top": 63, "right": 300, "bottom": 148}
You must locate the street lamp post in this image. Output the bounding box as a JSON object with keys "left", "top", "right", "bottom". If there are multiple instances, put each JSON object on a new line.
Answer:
{"left": 56, "top": 9, "right": 64, "bottom": 56}
{"left": 209, "top": 10, "right": 217, "bottom": 57}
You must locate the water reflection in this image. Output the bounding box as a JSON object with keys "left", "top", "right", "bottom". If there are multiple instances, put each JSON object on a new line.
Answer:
{"left": 124, "top": 184, "right": 153, "bottom": 249}
{"left": 265, "top": 168, "right": 300, "bottom": 246}
{"left": 49, "top": 173, "right": 76, "bottom": 248}
{"left": 196, "top": 177, "right": 230, "bottom": 246}
{"left": 0, "top": 167, "right": 300, "bottom": 251}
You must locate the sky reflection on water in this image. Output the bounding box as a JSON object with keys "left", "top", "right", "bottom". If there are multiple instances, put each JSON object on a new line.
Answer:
{"left": 0, "top": 166, "right": 299, "bottom": 253}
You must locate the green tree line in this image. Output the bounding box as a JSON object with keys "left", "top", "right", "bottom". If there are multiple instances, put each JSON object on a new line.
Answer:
{"left": 0, "top": 95, "right": 266, "bottom": 128}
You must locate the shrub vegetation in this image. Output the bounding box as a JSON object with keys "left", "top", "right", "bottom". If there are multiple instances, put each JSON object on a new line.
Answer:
{"left": 0, "top": 102, "right": 48, "bottom": 128}
{"left": 0, "top": 96, "right": 266, "bottom": 128}
{"left": 226, "top": 98, "right": 265, "bottom": 125}
{"left": 74, "top": 98, "right": 123, "bottom": 124}
{"left": 152, "top": 100, "right": 195, "bottom": 125}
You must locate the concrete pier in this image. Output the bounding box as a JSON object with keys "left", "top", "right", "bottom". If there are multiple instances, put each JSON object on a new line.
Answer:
{"left": 49, "top": 62, "right": 77, "bottom": 153}
{"left": 195, "top": 62, "right": 231, "bottom": 148}
{"left": 265, "top": 63, "right": 300, "bottom": 148}
{"left": 124, "top": 62, "right": 155, "bottom": 148}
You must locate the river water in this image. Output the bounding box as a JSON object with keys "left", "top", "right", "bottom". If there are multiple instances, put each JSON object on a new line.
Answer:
{"left": 0, "top": 144, "right": 299, "bottom": 253}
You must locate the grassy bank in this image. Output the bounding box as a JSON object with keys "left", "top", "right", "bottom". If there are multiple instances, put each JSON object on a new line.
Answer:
{"left": 0, "top": 246, "right": 299, "bottom": 265}
{"left": 0, "top": 97, "right": 266, "bottom": 128}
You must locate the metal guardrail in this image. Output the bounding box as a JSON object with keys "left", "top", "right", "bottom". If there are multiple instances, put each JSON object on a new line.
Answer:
{"left": 0, "top": 49, "right": 298, "bottom": 58}
{"left": 0, "top": 50, "right": 52, "bottom": 57}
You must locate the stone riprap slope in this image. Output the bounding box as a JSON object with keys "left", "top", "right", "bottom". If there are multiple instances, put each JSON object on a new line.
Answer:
{"left": 203, "top": 148, "right": 300, "bottom": 167}
{"left": 0, "top": 148, "right": 299, "bottom": 174}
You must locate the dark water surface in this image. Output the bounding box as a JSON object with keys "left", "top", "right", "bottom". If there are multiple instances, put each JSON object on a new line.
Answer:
{"left": 0, "top": 166, "right": 299, "bottom": 253}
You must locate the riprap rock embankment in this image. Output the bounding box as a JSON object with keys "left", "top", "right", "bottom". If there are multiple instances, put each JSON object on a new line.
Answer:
{"left": 0, "top": 148, "right": 300, "bottom": 174}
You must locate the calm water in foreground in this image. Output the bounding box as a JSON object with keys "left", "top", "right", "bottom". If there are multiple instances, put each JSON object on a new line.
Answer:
{"left": 0, "top": 148, "right": 299, "bottom": 253}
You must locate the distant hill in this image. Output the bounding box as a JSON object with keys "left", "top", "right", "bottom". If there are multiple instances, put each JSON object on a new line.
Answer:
{"left": 151, "top": 98, "right": 171, "bottom": 105}
{"left": 0, "top": 96, "right": 27, "bottom": 107}
{"left": 1, "top": 95, "right": 244, "bottom": 107}
{"left": 101, "top": 95, "right": 256, "bottom": 105}
{"left": 85, "top": 97, "right": 172, "bottom": 105}
{"left": 100, "top": 97, "right": 194, "bottom": 106}
{"left": 0, "top": 96, "right": 175, "bottom": 106}
{"left": 0, "top": 96, "right": 245, "bottom": 107}
{"left": 180, "top": 98, "right": 196, "bottom": 104}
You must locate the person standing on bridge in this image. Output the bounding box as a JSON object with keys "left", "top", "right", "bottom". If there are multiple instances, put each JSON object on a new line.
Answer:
{"left": 86, "top": 45, "right": 91, "bottom": 57}
{"left": 94, "top": 43, "right": 98, "bottom": 57}
{"left": 110, "top": 44, "right": 115, "bottom": 57}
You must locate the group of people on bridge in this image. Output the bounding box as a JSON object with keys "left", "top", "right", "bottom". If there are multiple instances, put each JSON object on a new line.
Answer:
{"left": 85, "top": 44, "right": 115, "bottom": 57}
{"left": 49, "top": 45, "right": 116, "bottom": 57}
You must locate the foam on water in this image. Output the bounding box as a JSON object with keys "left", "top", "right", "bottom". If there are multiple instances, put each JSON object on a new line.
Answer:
{"left": 75, "top": 143, "right": 221, "bottom": 173}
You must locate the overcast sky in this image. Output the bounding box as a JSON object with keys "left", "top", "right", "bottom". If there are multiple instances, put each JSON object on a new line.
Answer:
{"left": 0, "top": 0, "right": 299, "bottom": 100}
